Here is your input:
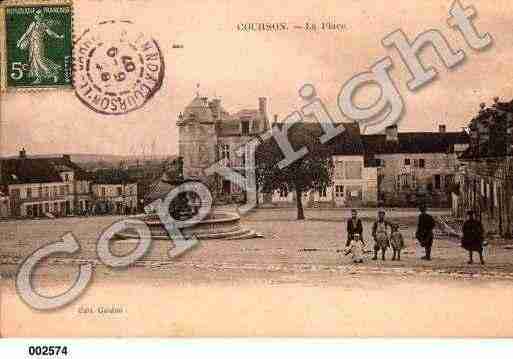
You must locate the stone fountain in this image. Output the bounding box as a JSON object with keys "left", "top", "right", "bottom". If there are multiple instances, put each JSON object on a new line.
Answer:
{"left": 116, "top": 160, "right": 261, "bottom": 241}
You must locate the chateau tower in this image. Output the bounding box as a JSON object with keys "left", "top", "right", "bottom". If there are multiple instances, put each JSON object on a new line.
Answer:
{"left": 177, "top": 94, "right": 218, "bottom": 183}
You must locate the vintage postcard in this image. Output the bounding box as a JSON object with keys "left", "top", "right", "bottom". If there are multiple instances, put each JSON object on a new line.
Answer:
{"left": 1, "top": 0, "right": 513, "bottom": 338}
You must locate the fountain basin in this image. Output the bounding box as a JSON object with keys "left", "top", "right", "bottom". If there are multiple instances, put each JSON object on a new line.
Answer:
{"left": 116, "top": 211, "right": 261, "bottom": 240}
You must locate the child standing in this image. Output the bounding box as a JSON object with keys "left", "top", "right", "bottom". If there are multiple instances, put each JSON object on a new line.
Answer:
{"left": 372, "top": 208, "right": 391, "bottom": 260}
{"left": 345, "top": 233, "right": 365, "bottom": 263}
{"left": 390, "top": 223, "right": 404, "bottom": 261}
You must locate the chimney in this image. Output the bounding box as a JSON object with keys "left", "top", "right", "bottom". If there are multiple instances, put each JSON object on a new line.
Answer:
{"left": 258, "top": 97, "right": 267, "bottom": 116}
{"left": 439, "top": 124, "right": 446, "bottom": 133}
{"left": 19, "top": 148, "right": 26, "bottom": 159}
{"left": 385, "top": 125, "right": 398, "bottom": 142}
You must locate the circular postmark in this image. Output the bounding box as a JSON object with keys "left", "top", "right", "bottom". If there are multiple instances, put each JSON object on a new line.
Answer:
{"left": 74, "top": 20, "right": 164, "bottom": 115}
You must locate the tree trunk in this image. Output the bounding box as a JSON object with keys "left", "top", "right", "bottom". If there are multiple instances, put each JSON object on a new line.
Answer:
{"left": 505, "top": 180, "right": 512, "bottom": 239}
{"left": 296, "top": 188, "right": 305, "bottom": 220}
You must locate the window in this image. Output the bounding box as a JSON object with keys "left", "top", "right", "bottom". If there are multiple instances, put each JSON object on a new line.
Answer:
{"left": 241, "top": 121, "right": 250, "bottom": 136}
{"left": 434, "top": 174, "right": 441, "bottom": 189}
{"left": 45, "top": 203, "right": 49, "bottom": 213}
{"left": 279, "top": 187, "right": 288, "bottom": 198}
{"left": 445, "top": 175, "right": 454, "bottom": 188}
{"left": 413, "top": 158, "right": 425, "bottom": 168}
{"left": 404, "top": 158, "right": 410, "bottom": 165}
{"left": 117, "top": 187, "right": 123, "bottom": 196}
{"left": 65, "top": 173, "right": 69, "bottom": 181}
{"left": 10, "top": 189, "right": 20, "bottom": 198}
{"left": 334, "top": 160, "right": 344, "bottom": 179}
{"left": 101, "top": 187, "right": 106, "bottom": 197}
{"left": 27, "top": 188, "right": 32, "bottom": 199}
{"left": 222, "top": 180, "right": 231, "bottom": 194}
{"left": 345, "top": 161, "right": 362, "bottom": 180}
{"left": 335, "top": 185, "right": 344, "bottom": 197}
{"left": 219, "top": 144, "right": 230, "bottom": 160}
{"left": 43, "top": 186, "right": 48, "bottom": 198}
{"left": 319, "top": 187, "right": 327, "bottom": 198}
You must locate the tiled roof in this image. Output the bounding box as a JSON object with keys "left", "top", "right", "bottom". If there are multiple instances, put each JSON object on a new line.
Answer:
{"left": 233, "top": 109, "right": 259, "bottom": 118}
{"left": 362, "top": 132, "right": 469, "bottom": 154}
{"left": 329, "top": 123, "right": 363, "bottom": 155}
{"left": 45, "top": 157, "right": 93, "bottom": 180}
{"left": 93, "top": 168, "right": 132, "bottom": 184}
{"left": 0, "top": 155, "right": 93, "bottom": 185}
{"left": 218, "top": 119, "right": 243, "bottom": 136}
{"left": 255, "top": 122, "right": 363, "bottom": 165}
{"left": 181, "top": 96, "right": 215, "bottom": 124}
{"left": 1, "top": 158, "right": 63, "bottom": 184}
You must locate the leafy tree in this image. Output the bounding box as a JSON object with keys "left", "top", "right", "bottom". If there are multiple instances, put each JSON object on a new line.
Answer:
{"left": 255, "top": 123, "right": 336, "bottom": 220}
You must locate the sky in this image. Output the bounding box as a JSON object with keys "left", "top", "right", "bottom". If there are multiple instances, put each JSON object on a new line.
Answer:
{"left": 1, "top": 0, "right": 512, "bottom": 156}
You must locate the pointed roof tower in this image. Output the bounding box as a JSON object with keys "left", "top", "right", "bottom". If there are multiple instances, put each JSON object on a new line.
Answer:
{"left": 178, "top": 85, "right": 215, "bottom": 125}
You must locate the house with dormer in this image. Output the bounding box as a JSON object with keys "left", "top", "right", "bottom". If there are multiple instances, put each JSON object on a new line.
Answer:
{"left": 0, "top": 149, "right": 93, "bottom": 217}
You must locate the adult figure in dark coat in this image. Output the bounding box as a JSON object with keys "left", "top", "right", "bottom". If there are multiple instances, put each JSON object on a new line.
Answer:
{"left": 416, "top": 204, "right": 436, "bottom": 260}
{"left": 462, "top": 210, "right": 485, "bottom": 265}
{"left": 346, "top": 209, "right": 363, "bottom": 247}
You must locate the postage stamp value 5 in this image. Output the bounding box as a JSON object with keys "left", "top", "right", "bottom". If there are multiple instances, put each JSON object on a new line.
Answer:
{"left": 0, "top": 0, "right": 72, "bottom": 90}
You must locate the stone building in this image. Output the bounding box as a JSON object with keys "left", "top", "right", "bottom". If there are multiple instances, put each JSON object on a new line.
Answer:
{"left": 177, "top": 93, "right": 269, "bottom": 203}
{"left": 456, "top": 99, "right": 513, "bottom": 238}
{"left": 176, "top": 93, "right": 469, "bottom": 208}
{"left": 259, "top": 123, "right": 380, "bottom": 207}
{"left": 363, "top": 124, "right": 470, "bottom": 207}
{"left": 0, "top": 150, "right": 92, "bottom": 217}
{"left": 91, "top": 169, "right": 138, "bottom": 214}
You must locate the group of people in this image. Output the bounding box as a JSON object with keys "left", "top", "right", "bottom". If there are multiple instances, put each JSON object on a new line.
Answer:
{"left": 344, "top": 205, "right": 487, "bottom": 265}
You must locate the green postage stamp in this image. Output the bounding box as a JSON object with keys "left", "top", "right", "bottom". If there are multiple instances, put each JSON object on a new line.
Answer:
{"left": 0, "top": 0, "right": 73, "bottom": 90}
